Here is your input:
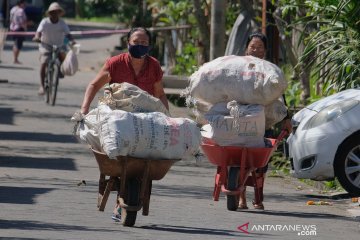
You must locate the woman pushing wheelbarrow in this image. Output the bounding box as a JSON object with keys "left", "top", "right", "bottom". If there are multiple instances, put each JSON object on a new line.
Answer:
{"left": 183, "top": 32, "right": 291, "bottom": 211}
{"left": 73, "top": 27, "right": 202, "bottom": 226}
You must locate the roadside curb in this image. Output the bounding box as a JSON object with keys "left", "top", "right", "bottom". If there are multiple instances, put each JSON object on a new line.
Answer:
{"left": 64, "top": 18, "right": 125, "bottom": 29}
{"left": 347, "top": 207, "right": 360, "bottom": 218}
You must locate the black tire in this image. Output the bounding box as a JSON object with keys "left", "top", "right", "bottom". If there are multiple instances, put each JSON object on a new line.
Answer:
{"left": 121, "top": 178, "right": 140, "bottom": 227}
{"left": 50, "top": 64, "right": 59, "bottom": 106}
{"left": 334, "top": 133, "right": 360, "bottom": 196}
{"left": 44, "top": 67, "right": 51, "bottom": 104}
{"left": 227, "top": 167, "right": 240, "bottom": 211}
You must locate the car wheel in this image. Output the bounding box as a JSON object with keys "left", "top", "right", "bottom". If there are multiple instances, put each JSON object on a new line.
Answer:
{"left": 334, "top": 133, "right": 360, "bottom": 196}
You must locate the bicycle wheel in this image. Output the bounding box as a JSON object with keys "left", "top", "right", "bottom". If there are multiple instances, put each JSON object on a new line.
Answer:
{"left": 227, "top": 167, "right": 240, "bottom": 211}
{"left": 49, "top": 64, "right": 59, "bottom": 106}
{"left": 44, "top": 67, "right": 51, "bottom": 104}
{"left": 121, "top": 178, "right": 140, "bottom": 227}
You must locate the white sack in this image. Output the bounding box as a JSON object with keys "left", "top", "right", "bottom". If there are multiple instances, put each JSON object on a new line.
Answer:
{"left": 264, "top": 98, "right": 288, "bottom": 129}
{"left": 185, "top": 55, "right": 287, "bottom": 105}
{"left": 202, "top": 102, "right": 265, "bottom": 147}
{"left": 98, "top": 82, "right": 170, "bottom": 115}
{"left": 100, "top": 110, "right": 201, "bottom": 159}
{"left": 74, "top": 105, "right": 112, "bottom": 152}
{"left": 61, "top": 49, "right": 78, "bottom": 76}
{"left": 191, "top": 98, "right": 287, "bottom": 129}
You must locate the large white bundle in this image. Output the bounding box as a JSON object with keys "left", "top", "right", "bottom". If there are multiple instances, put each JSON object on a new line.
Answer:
{"left": 72, "top": 105, "right": 112, "bottom": 152}
{"left": 192, "top": 99, "right": 287, "bottom": 129}
{"left": 264, "top": 98, "right": 288, "bottom": 129}
{"left": 186, "top": 55, "right": 287, "bottom": 105}
{"left": 98, "top": 82, "right": 170, "bottom": 115}
{"left": 100, "top": 110, "right": 201, "bottom": 159}
{"left": 201, "top": 102, "right": 265, "bottom": 147}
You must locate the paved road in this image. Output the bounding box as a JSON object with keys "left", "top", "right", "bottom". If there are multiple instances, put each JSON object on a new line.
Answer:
{"left": 0, "top": 32, "right": 360, "bottom": 240}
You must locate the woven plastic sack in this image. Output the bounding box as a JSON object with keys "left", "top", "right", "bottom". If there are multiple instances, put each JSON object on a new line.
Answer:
{"left": 185, "top": 55, "right": 287, "bottom": 105}
{"left": 100, "top": 110, "right": 201, "bottom": 159}
{"left": 98, "top": 82, "right": 170, "bottom": 116}
{"left": 202, "top": 102, "right": 265, "bottom": 147}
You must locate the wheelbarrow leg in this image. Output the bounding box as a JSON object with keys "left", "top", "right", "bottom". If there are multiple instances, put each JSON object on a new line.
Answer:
{"left": 98, "top": 174, "right": 106, "bottom": 209}
{"left": 213, "top": 166, "right": 226, "bottom": 201}
{"left": 98, "top": 176, "right": 115, "bottom": 211}
{"left": 142, "top": 181, "right": 152, "bottom": 216}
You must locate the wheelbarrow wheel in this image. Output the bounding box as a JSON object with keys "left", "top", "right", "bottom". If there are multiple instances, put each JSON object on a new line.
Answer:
{"left": 121, "top": 178, "right": 140, "bottom": 227}
{"left": 227, "top": 167, "right": 240, "bottom": 211}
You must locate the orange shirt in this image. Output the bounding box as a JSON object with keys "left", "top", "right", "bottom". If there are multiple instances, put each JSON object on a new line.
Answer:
{"left": 105, "top": 53, "right": 163, "bottom": 96}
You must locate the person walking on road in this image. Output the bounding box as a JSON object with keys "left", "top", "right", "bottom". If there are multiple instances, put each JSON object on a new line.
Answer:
{"left": 32, "top": 2, "right": 75, "bottom": 95}
{"left": 9, "top": 0, "right": 27, "bottom": 64}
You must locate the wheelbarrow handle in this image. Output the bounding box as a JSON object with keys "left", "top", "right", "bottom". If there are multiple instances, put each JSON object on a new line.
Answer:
{"left": 274, "top": 130, "right": 289, "bottom": 147}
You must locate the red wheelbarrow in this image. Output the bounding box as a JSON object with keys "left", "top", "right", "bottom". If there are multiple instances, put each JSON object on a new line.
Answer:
{"left": 91, "top": 148, "right": 179, "bottom": 226}
{"left": 200, "top": 131, "right": 288, "bottom": 211}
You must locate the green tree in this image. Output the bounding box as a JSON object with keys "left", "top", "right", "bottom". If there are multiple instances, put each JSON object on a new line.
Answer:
{"left": 276, "top": 0, "right": 360, "bottom": 96}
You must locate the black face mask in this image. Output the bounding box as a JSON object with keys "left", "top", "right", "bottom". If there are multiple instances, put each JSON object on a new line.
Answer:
{"left": 128, "top": 44, "right": 149, "bottom": 58}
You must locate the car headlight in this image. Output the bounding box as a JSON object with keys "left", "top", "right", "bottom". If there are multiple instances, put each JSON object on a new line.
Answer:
{"left": 303, "top": 99, "right": 359, "bottom": 130}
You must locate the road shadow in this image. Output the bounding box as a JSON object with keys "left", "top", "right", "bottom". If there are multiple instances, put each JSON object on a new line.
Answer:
{"left": 0, "top": 219, "right": 117, "bottom": 232}
{"left": 0, "top": 131, "right": 78, "bottom": 143}
{"left": 0, "top": 107, "right": 20, "bottom": 125}
{"left": 0, "top": 238, "right": 44, "bottom": 240}
{"left": 0, "top": 155, "right": 77, "bottom": 171}
{"left": 0, "top": 65, "right": 34, "bottom": 70}
{"left": 3, "top": 42, "right": 38, "bottom": 52}
{"left": 152, "top": 184, "right": 213, "bottom": 200}
{"left": 140, "top": 224, "right": 258, "bottom": 238}
{"left": 55, "top": 103, "right": 82, "bottom": 108}
{"left": 0, "top": 186, "right": 53, "bottom": 204}
{"left": 304, "top": 193, "right": 352, "bottom": 200}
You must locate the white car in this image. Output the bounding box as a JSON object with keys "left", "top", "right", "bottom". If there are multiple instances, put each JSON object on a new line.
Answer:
{"left": 287, "top": 88, "right": 360, "bottom": 195}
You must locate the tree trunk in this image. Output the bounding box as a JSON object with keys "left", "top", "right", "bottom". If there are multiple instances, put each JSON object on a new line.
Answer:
{"left": 273, "top": 8, "right": 298, "bottom": 68}
{"left": 210, "top": 0, "right": 226, "bottom": 60}
{"left": 193, "top": 0, "right": 210, "bottom": 64}
{"left": 163, "top": 31, "right": 176, "bottom": 74}
{"left": 299, "top": 62, "right": 311, "bottom": 104}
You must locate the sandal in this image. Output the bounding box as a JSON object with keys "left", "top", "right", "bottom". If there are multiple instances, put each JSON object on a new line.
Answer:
{"left": 252, "top": 200, "right": 265, "bottom": 210}
{"left": 238, "top": 203, "right": 248, "bottom": 209}
{"left": 112, "top": 204, "right": 121, "bottom": 222}
{"left": 111, "top": 213, "right": 121, "bottom": 222}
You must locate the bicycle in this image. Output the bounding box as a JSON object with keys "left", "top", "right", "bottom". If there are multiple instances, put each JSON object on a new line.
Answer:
{"left": 40, "top": 42, "right": 68, "bottom": 106}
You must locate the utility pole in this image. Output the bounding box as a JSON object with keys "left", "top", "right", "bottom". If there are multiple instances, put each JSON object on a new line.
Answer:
{"left": 210, "top": 0, "right": 226, "bottom": 60}
{"left": 262, "top": 0, "right": 266, "bottom": 35}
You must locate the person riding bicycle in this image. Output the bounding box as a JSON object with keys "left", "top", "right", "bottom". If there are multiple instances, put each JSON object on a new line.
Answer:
{"left": 32, "top": 2, "right": 75, "bottom": 95}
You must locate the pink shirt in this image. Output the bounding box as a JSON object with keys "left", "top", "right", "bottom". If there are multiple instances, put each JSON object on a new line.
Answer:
{"left": 10, "top": 6, "right": 27, "bottom": 31}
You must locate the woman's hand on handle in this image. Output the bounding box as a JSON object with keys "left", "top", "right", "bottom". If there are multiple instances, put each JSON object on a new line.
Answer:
{"left": 80, "top": 64, "right": 111, "bottom": 115}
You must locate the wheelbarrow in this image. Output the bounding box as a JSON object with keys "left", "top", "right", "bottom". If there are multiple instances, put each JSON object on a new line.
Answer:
{"left": 200, "top": 130, "right": 287, "bottom": 211}
{"left": 91, "top": 148, "right": 179, "bottom": 226}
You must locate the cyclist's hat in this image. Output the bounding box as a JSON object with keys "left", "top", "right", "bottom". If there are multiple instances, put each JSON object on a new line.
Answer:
{"left": 47, "top": 2, "right": 65, "bottom": 16}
